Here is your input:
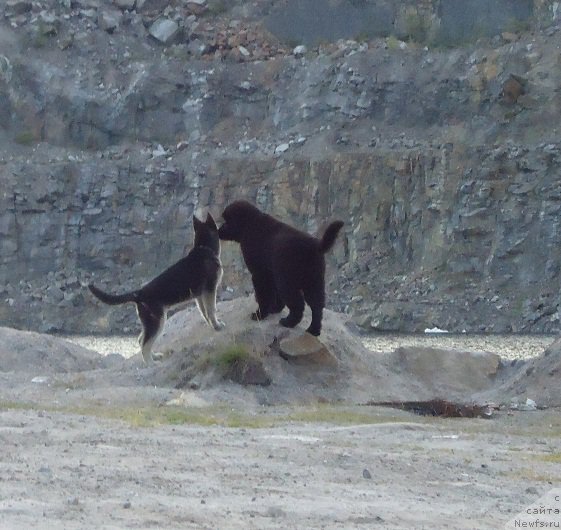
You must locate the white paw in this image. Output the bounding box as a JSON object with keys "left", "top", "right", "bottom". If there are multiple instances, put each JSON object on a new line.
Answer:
{"left": 213, "top": 320, "right": 225, "bottom": 331}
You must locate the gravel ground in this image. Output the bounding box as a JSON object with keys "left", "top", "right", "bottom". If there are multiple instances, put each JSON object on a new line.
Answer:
{"left": 62, "top": 333, "right": 556, "bottom": 361}
{"left": 362, "top": 333, "right": 556, "bottom": 360}
{"left": 1, "top": 405, "right": 560, "bottom": 530}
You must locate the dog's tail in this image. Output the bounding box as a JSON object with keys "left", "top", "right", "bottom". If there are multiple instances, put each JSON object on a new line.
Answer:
{"left": 88, "top": 284, "right": 139, "bottom": 306}
{"left": 318, "top": 220, "right": 344, "bottom": 253}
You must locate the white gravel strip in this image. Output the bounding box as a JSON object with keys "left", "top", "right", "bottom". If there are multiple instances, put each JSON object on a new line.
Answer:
{"left": 63, "top": 333, "right": 556, "bottom": 361}
{"left": 362, "top": 333, "right": 556, "bottom": 360}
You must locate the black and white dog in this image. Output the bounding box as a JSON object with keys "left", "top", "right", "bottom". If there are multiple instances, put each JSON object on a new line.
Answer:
{"left": 89, "top": 213, "right": 224, "bottom": 363}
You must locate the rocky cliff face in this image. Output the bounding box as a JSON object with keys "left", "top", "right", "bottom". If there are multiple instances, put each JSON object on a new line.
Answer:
{"left": 1, "top": 0, "right": 561, "bottom": 334}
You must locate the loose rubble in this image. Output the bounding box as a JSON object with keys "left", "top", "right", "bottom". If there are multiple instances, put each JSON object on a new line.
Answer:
{"left": 1, "top": 1, "right": 561, "bottom": 336}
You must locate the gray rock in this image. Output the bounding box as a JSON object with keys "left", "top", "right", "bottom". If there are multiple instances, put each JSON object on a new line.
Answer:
{"left": 186, "top": 0, "right": 207, "bottom": 16}
{"left": 6, "top": 0, "right": 32, "bottom": 15}
{"left": 279, "top": 335, "right": 337, "bottom": 367}
{"left": 137, "top": 0, "right": 170, "bottom": 11}
{"left": 148, "top": 18, "right": 179, "bottom": 44}
{"left": 0, "top": 0, "right": 560, "bottom": 338}
{"left": 274, "top": 143, "right": 289, "bottom": 155}
{"left": 98, "top": 9, "right": 123, "bottom": 32}
{"left": 114, "top": 0, "right": 136, "bottom": 9}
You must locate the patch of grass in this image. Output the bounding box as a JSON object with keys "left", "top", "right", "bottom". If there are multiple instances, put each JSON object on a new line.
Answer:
{"left": 14, "top": 131, "right": 37, "bottom": 146}
{"left": 535, "top": 452, "right": 561, "bottom": 464}
{"left": 62, "top": 404, "right": 265, "bottom": 428}
{"left": 196, "top": 343, "right": 253, "bottom": 372}
{"left": 386, "top": 35, "right": 402, "bottom": 51}
{"left": 64, "top": 404, "right": 273, "bottom": 428}
{"left": 51, "top": 374, "right": 87, "bottom": 391}
{"left": 354, "top": 31, "right": 371, "bottom": 44}
{"left": 504, "top": 17, "right": 531, "bottom": 34}
{"left": 30, "top": 20, "right": 57, "bottom": 49}
{"left": 0, "top": 401, "right": 410, "bottom": 429}
{"left": 405, "top": 12, "right": 430, "bottom": 43}
{"left": 283, "top": 404, "right": 404, "bottom": 425}
{"left": 106, "top": 406, "right": 221, "bottom": 427}
{"left": 543, "top": 429, "right": 561, "bottom": 439}
{"left": 101, "top": 404, "right": 406, "bottom": 428}
{"left": 514, "top": 467, "right": 561, "bottom": 483}
{"left": 213, "top": 343, "right": 251, "bottom": 369}
{"left": 3, "top": 395, "right": 482, "bottom": 430}
{"left": 0, "top": 400, "right": 36, "bottom": 411}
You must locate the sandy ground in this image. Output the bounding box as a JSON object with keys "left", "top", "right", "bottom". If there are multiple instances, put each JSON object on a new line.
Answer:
{"left": 1, "top": 406, "right": 560, "bottom": 529}
{"left": 1, "top": 300, "right": 560, "bottom": 529}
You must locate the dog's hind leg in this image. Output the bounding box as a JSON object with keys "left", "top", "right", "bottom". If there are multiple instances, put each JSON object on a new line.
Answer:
{"left": 278, "top": 287, "right": 305, "bottom": 330}
{"left": 303, "top": 285, "right": 325, "bottom": 337}
{"left": 306, "top": 306, "right": 323, "bottom": 336}
{"left": 137, "top": 302, "right": 165, "bottom": 363}
{"left": 196, "top": 297, "right": 210, "bottom": 324}
{"left": 270, "top": 289, "right": 285, "bottom": 314}
{"left": 304, "top": 274, "right": 325, "bottom": 337}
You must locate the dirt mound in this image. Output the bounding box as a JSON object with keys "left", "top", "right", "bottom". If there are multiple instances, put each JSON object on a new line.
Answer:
{"left": 2, "top": 298, "right": 556, "bottom": 409}
{"left": 0, "top": 326, "right": 100, "bottom": 373}
{"left": 479, "top": 337, "right": 561, "bottom": 407}
{"left": 147, "top": 297, "right": 504, "bottom": 406}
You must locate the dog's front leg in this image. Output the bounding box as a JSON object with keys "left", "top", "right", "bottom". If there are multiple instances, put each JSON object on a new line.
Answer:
{"left": 251, "top": 272, "right": 275, "bottom": 320}
{"left": 198, "top": 292, "right": 225, "bottom": 330}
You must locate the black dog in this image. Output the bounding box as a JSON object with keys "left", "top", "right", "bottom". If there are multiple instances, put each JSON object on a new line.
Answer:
{"left": 89, "top": 213, "right": 224, "bottom": 363}
{"left": 218, "top": 200, "right": 343, "bottom": 336}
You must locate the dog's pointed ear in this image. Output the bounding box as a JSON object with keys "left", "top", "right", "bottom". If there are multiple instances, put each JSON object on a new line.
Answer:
{"left": 206, "top": 212, "right": 218, "bottom": 230}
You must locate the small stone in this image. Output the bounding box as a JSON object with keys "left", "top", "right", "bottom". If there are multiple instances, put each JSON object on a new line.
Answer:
{"left": 362, "top": 468, "right": 372, "bottom": 479}
{"left": 7, "top": 0, "right": 32, "bottom": 15}
{"left": 279, "top": 334, "right": 337, "bottom": 366}
{"left": 293, "top": 45, "right": 307, "bottom": 56}
{"left": 500, "top": 74, "right": 526, "bottom": 105}
{"left": 98, "top": 9, "right": 122, "bottom": 32}
{"left": 357, "top": 92, "right": 371, "bottom": 109}
{"left": 152, "top": 144, "right": 167, "bottom": 158}
{"left": 149, "top": 18, "right": 180, "bottom": 44}
{"left": 114, "top": 0, "right": 136, "bottom": 9}
{"left": 186, "top": 0, "right": 207, "bottom": 15}
{"left": 501, "top": 32, "right": 518, "bottom": 42}
{"left": 123, "top": 500, "right": 131, "bottom": 509}
{"left": 275, "top": 143, "right": 289, "bottom": 155}
{"left": 266, "top": 506, "right": 286, "bottom": 518}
